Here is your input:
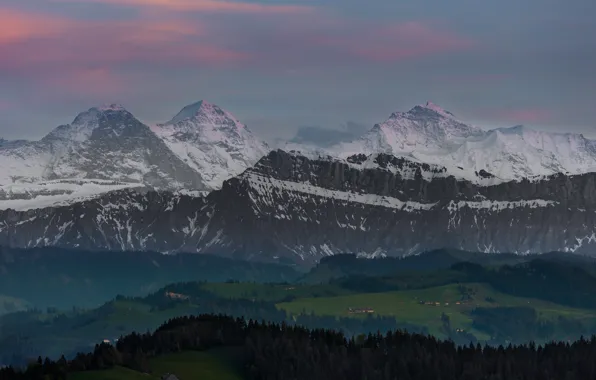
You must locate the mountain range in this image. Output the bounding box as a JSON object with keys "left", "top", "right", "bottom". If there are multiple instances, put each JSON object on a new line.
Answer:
{"left": 288, "top": 102, "right": 596, "bottom": 184}
{"left": 0, "top": 101, "right": 267, "bottom": 210}
{"left": 1, "top": 100, "right": 596, "bottom": 265}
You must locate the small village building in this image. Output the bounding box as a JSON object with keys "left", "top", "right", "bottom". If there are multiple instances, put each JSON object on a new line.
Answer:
{"left": 347, "top": 307, "right": 375, "bottom": 314}
{"left": 164, "top": 292, "right": 189, "bottom": 300}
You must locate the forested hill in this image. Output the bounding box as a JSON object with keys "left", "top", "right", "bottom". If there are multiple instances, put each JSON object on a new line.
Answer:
{"left": 2, "top": 314, "right": 596, "bottom": 380}
{"left": 0, "top": 247, "right": 301, "bottom": 309}
{"left": 302, "top": 250, "right": 596, "bottom": 283}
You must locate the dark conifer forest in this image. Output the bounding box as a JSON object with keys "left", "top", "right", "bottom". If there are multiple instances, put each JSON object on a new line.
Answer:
{"left": 2, "top": 314, "right": 596, "bottom": 380}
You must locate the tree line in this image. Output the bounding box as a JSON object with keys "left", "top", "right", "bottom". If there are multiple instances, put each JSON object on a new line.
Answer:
{"left": 2, "top": 313, "right": 596, "bottom": 380}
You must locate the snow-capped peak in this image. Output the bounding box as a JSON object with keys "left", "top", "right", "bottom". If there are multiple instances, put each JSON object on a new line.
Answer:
{"left": 163, "top": 100, "right": 244, "bottom": 130}
{"left": 43, "top": 104, "right": 136, "bottom": 143}
{"left": 96, "top": 103, "right": 127, "bottom": 112}
{"left": 71, "top": 104, "right": 132, "bottom": 126}
{"left": 328, "top": 101, "right": 485, "bottom": 161}
{"left": 165, "top": 100, "right": 208, "bottom": 124}
{"left": 43, "top": 108, "right": 101, "bottom": 142}
{"left": 418, "top": 101, "right": 456, "bottom": 118}
{"left": 152, "top": 100, "right": 269, "bottom": 190}
{"left": 390, "top": 101, "right": 457, "bottom": 121}
{"left": 313, "top": 102, "right": 596, "bottom": 185}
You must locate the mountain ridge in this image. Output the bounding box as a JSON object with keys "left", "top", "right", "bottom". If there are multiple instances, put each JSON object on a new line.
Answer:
{"left": 305, "top": 102, "right": 596, "bottom": 184}
{"left": 3, "top": 100, "right": 596, "bottom": 198}
{"left": 3, "top": 100, "right": 596, "bottom": 265}
{"left": 2, "top": 149, "right": 596, "bottom": 266}
{"left": 0, "top": 100, "right": 270, "bottom": 207}
{"left": 151, "top": 99, "right": 270, "bottom": 190}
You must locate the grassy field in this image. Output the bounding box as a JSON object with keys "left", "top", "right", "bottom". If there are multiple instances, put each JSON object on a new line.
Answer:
{"left": 0, "top": 294, "right": 30, "bottom": 315}
{"left": 276, "top": 283, "right": 596, "bottom": 338}
{"left": 69, "top": 349, "right": 243, "bottom": 380}
{"left": 30, "top": 300, "right": 200, "bottom": 359}
{"left": 66, "top": 300, "right": 189, "bottom": 340}
{"left": 200, "top": 282, "right": 352, "bottom": 302}
{"left": 149, "top": 349, "right": 243, "bottom": 380}
{"left": 12, "top": 278, "right": 596, "bottom": 368}
{"left": 69, "top": 365, "right": 158, "bottom": 380}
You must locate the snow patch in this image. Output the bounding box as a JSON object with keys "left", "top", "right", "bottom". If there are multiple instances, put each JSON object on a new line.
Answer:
{"left": 447, "top": 199, "right": 556, "bottom": 212}
{"left": 245, "top": 173, "right": 437, "bottom": 211}
{"left": 0, "top": 180, "right": 145, "bottom": 211}
{"left": 97, "top": 104, "right": 127, "bottom": 112}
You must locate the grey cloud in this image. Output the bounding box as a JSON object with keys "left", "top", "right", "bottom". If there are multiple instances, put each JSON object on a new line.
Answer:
{"left": 2, "top": 0, "right": 596, "bottom": 139}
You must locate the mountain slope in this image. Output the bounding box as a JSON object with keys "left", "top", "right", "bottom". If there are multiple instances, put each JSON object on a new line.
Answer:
{"left": 1, "top": 103, "right": 264, "bottom": 208}
{"left": 39, "top": 104, "right": 205, "bottom": 188}
{"left": 151, "top": 100, "right": 269, "bottom": 190}
{"left": 333, "top": 102, "right": 484, "bottom": 157}
{"left": 305, "top": 102, "right": 596, "bottom": 183}
{"left": 2, "top": 150, "right": 596, "bottom": 266}
{"left": 447, "top": 125, "right": 596, "bottom": 180}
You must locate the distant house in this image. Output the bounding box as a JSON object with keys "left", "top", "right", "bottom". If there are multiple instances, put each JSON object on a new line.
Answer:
{"left": 347, "top": 307, "right": 374, "bottom": 314}
{"left": 161, "top": 374, "right": 180, "bottom": 380}
{"left": 164, "top": 292, "right": 189, "bottom": 300}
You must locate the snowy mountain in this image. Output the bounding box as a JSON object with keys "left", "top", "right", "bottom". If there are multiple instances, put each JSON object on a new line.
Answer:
{"left": 38, "top": 104, "right": 205, "bottom": 187}
{"left": 0, "top": 101, "right": 271, "bottom": 209}
{"left": 333, "top": 102, "right": 484, "bottom": 156}
{"left": 0, "top": 104, "right": 206, "bottom": 207}
{"left": 447, "top": 125, "right": 596, "bottom": 180}
{"left": 3, "top": 150, "right": 596, "bottom": 266}
{"left": 283, "top": 102, "right": 596, "bottom": 184}
{"left": 5, "top": 98, "right": 596, "bottom": 264}
{"left": 151, "top": 101, "right": 269, "bottom": 190}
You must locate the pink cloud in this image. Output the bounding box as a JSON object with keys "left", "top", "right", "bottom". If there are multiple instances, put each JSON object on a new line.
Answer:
{"left": 313, "top": 21, "right": 473, "bottom": 62}
{"left": 42, "top": 68, "right": 130, "bottom": 98}
{"left": 0, "top": 8, "right": 247, "bottom": 75}
{"left": 435, "top": 74, "right": 511, "bottom": 84}
{"left": 0, "top": 6, "right": 474, "bottom": 75}
{"left": 53, "top": 0, "right": 312, "bottom": 13}
{"left": 476, "top": 107, "right": 554, "bottom": 124}
{"left": 496, "top": 108, "right": 553, "bottom": 123}
{"left": 0, "top": 8, "right": 70, "bottom": 44}
{"left": 0, "top": 5, "right": 477, "bottom": 109}
{"left": 0, "top": 99, "right": 14, "bottom": 111}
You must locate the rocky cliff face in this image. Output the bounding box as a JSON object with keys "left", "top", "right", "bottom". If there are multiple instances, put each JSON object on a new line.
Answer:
{"left": 1, "top": 150, "right": 595, "bottom": 266}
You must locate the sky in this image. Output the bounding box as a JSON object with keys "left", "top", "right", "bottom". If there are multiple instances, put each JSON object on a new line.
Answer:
{"left": 1, "top": 0, "right": 595, "bottom": 142}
